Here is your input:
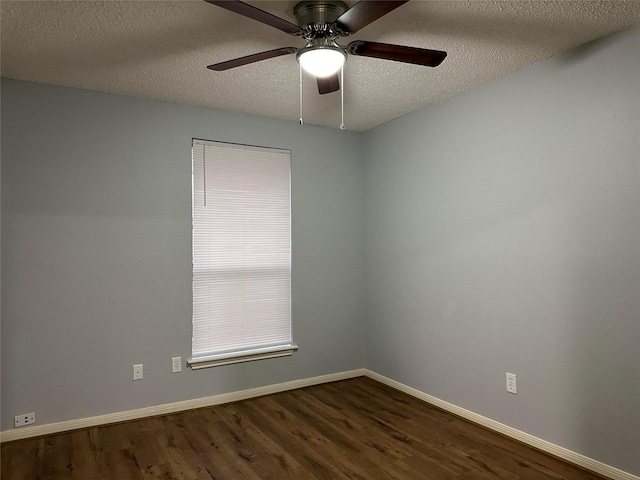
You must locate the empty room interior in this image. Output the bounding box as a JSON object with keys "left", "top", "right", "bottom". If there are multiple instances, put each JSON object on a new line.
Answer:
{"left": 1, "top": 1, "right": 639, "bottom": 479}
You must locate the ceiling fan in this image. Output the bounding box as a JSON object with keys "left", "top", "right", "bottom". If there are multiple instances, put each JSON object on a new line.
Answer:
{"left": 205, "top": 0, "right": 447, "bottom": 95}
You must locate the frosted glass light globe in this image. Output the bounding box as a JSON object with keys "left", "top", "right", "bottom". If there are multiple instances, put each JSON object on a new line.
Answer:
{"left": 298, "top": 47, "right": 346, "bottom": 77}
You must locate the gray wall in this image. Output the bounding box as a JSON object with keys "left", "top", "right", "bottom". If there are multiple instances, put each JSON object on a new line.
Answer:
{"left": 1, "top": 78, "right": 365, "bottom": 429}
{"left": 363, "top": 26, "right": 640, "bottom": 475}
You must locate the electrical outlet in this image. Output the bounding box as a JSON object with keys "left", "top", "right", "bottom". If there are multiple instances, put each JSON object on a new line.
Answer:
{"left": 133, "top": 364, "right": 143, "bottom": 380}
{"left": 506, "top": 372, "right": 518, "bottom": 394}
{"left": 172, "top": 356, "right": 182, "bottom": 373}
{"left": 14, "top": 412, "right": 36, "bottom": 428}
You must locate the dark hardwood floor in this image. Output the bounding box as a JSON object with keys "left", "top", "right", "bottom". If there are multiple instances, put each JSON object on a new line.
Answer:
{"left": 1, "top": 377, "right": 608, "bottom": 480}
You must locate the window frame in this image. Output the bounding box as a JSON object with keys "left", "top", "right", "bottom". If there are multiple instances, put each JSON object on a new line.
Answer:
{"left": 188, "top": 138, "right": 297, "bottom": 370}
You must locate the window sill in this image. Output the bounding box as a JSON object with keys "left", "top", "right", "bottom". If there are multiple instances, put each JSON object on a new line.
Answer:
{"left": 188, "top": 344, "right": 298, "bottom": 370}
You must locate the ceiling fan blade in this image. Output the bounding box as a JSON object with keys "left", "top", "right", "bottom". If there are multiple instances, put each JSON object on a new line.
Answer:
{"left": 335, "top": 0, "right": 409, "bottom": 34}
{"left": 207, "top": 47, "right": 297, "bottom": 71}
{"left": 317, "top": 74, "right": 340, "bottom": 94}
{"left": 347, "top": 41, "right": 447, "bottom": 67}
{"left": 204, "top": 0, "right": 302, "bottom": 35}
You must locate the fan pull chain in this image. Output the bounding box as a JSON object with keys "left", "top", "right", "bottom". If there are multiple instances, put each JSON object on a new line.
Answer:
{"left": 299, "top": 64, "right": 304, "bottom": 126}
{"left": 340, "top": 65, "right": 345, "bottom": 130}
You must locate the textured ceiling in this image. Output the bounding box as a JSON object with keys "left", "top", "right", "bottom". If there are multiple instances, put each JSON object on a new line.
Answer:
{"left": 1, "top": 1, "right": 639, "bottom": 131}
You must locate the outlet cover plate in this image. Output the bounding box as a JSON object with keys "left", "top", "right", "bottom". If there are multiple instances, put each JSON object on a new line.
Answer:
{"left": 14, "top": 412, "right": 36, "bottom": 428}
{"left": 506, "top": 372, "right": 518, "bottom": 394}
{"left": 172, "top": 356, "right": 182, "bottom": 373}
{"left": 133, "top": 364, "right": 143, "bottom": 380}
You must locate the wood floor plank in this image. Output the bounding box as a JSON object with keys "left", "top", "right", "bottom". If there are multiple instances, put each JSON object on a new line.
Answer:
{"left": 153, "top": 415, "right": 210, "bottom": 480}
{"left": 288, "top": 386, "right": 469, "bottom": 479}
{"left": 1, "top": 377, "right": 611, "bottom": 480}
{"left": 170, "top": 409, "right": 254, "bottom": 480}
{"left": 270, "top": 391, "right": 406, "bottom": 480}
{"left": 349, "top": 378, "right": 607, "bottom": 480}
{"left": 332, "top": 379, "right": 593, "bottom": 480}
{"left": 0, "top": 437, "right": 43, "bottom": 480}
{"left": 235, "top": 396, "right": 354, "bottom": 479}
{"left": 68, "top": 429, "right": 103, "bottom": 479}
{"left": 314, "top": 381, "right": 492, "bottom": 478}
{"left": 214, "top": 401, "right": 309, "bottom": 479}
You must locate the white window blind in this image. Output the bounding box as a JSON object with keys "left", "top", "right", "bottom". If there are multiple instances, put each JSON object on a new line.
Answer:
{"left": 190, "top": 140, "right": 295, "bottom": 369}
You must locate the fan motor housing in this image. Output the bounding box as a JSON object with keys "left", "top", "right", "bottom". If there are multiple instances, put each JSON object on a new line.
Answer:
{"left": 294, "top": 1, "right": 348, "bottom": 28}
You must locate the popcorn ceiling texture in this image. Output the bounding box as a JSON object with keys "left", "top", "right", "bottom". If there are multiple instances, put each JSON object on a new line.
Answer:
{"left": 1, "top": 0, "right": 639, "bottom": 131}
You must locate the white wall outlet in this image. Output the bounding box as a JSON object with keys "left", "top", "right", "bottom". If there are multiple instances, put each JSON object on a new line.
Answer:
{"left": 506, "top": 372, "right": 518, "bottom": 394}
{"left": 172, "top": 356, "right": 182, "bottom": 373}
{"left": 133, "top": 363, "right": 143, "bottom": 380}
{"left": 14, "top": 412, "right": 36, "bottom": 428}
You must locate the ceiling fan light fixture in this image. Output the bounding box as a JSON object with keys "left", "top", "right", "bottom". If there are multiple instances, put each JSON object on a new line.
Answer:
{"left": 297, "top": 46, "right": 346, "bottom": 78}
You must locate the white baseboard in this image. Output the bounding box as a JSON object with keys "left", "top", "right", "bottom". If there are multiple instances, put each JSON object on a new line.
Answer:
{"left": 0, "top": 368, "right": 366, "bottom": 443}
{"left": 364, "top": 369, "right": 639, "bottom": 480}
{"left": 2, "top": 368, "right": 637, "bottom": 480}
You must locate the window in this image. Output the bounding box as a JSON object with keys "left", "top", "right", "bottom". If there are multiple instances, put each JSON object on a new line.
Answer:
{"left": 189, "top": 139, "right": 296, "bottom": 369}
